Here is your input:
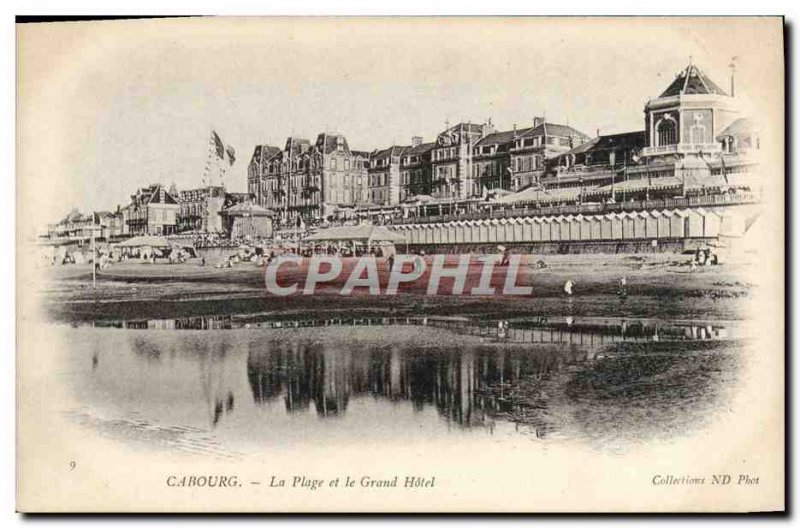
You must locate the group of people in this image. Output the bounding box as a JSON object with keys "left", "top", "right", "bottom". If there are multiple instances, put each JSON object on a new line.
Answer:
{"left": 690, "top": 248, "right": 719, "bottom": 270}
{"left": 167, "top": 248, "right": 192, "bottom": 265}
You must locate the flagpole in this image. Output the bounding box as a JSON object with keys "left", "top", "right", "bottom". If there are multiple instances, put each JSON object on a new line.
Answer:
{"left": 91, "top": 212, "right": 96, "bottom": 289}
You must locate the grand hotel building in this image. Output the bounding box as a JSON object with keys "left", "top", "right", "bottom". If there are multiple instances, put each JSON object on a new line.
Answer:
{"left": 248, "top": 119, "right": 587, "bottom": 223}
{"left": 247, "top": 62, "right": 757, "bottom": 224}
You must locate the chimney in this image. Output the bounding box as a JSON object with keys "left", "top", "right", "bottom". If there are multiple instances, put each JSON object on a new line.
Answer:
{"left": 481, "top": 119, "right": 496, "bottom": 138}
{"left": 412, "top": 136, "right": 423, "bottom": 148}
{"left": 596, "top": 128, "right": 601, "bottom": 138}
{"left": 533, "top": 116, "right": 544, "bottom": 128}
{"left": 513, "top": 124, "right": 518, "bottom": 138}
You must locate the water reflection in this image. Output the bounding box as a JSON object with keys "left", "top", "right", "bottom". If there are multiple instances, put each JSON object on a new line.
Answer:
{"left": 97, "top": 314, "right": 737, "bottom": 345}
{"left": 243, "top": 340, "right": 580, "bottom": 432}
{"left": 67, "top": 315, "right": 741, "bottom": 453}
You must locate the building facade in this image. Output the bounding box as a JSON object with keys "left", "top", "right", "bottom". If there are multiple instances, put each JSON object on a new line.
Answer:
{"left": 247, "top": 133, "right": 370, "bottom": 224}
{"left": 509, "top": 119, "right": 590, "bottom": 190}
{"left": 531, "top": 62, "right": 757, "bottom": 204}
{"left": 219, "top": 202, "right": 274, "bottom": 240}
{"left": 177, "top": 185, "right": 226, "bottom": 233}
{"left": 122, "top": 184, "right": 180, "bottom": 236}
{"left": 368, "top": 145, "right": 408, "bottom": 206}
{"left": 631, "top": 62, "right": 742, "bottom": 183}
{"left": 469, "top": 119, "right": 589, "bottom": 194}
{"left": 431, "top": 122, "right": 489, "bottom": 200}
{"left": 400, "top": 138, "right": 436, "bottom": 200}
{"left": 546, "top": 131, "right": 647, "bottom": 190}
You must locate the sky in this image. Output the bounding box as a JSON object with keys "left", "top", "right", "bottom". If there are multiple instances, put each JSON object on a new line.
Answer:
{"left": 17, "top": 17, "right": 783, "bottom": 225}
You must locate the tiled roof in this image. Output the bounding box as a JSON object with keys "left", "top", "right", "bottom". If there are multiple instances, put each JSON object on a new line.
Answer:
{"left": 284, "top": 137, "right": 311, "bottom": 156}
{"left": 716, "top": 118, "right": 753, "bottom": 141}
{"left": 525, "top": 122, "right": 589, "bottom": 139}
{"left": 220, "top": 202, "right": 274, "bottom": 216}
{"left": 316, "top": 133, "right": 351, "bottom": 155}
{"left": 405, "top": 142, "right": 436, "bottom": 155}
{"left": 305, "top": 224, "right": 406, "bottom": 242}
{"left": 659, "top": 64, "right": 728, "bottom": 97}
{"left": 556, "top": 131, "right": 646, "bottom": 157}
{"left": 493, "top": 186, "right": 583, "bottom": 205}
{"left": 587, "top": 176, "right": 683, "bottom": 195}
{"left": 261, "top": 146, "right": 281, "bottom": 159}
{"left": 372, "top": 145, "right": 409, "bottom": 160}
{"left": 442, "top": 122, "right": 485, "bottom": 135}
{"left": 474, "top": 128, "right": 532, "bottom": 147}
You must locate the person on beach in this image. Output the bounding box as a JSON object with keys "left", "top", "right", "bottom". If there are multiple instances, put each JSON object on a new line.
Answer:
{"left": 563, "top": 280, "right": 574, "bottom": 296}
{"left": 618, "top": 276, "right": 628, "bottom": 298}
{"left": 498, "top": 245, "right": 510, "bottom": 267}
{"left": 695, "top": 248, "right": 706, "bottom": 266}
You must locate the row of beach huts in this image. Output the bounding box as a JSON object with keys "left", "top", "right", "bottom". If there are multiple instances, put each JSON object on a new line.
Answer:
{"left": 389, "top": 207, "right": 742, "bottom": 245}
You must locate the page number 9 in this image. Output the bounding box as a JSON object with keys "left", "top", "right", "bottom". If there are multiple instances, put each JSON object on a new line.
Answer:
{"left": 69, "top": 461, "right": 76, "bottom": 471}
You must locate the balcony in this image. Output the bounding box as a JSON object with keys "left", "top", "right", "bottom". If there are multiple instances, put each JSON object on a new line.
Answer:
{"left": 390, "top": 191, "right": 759, "bottom": 225}
{"left": 642, "top": 143, "right": 722, "bottom": 156}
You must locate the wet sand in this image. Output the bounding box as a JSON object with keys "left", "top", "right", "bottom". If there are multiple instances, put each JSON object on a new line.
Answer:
{"left": 38, "top": 252, "right": 754, "bottom": 324}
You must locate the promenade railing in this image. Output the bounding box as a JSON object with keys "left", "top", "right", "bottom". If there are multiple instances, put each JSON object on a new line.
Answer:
{"left": 390, "top": 192, "right": 758, "bottom": 225}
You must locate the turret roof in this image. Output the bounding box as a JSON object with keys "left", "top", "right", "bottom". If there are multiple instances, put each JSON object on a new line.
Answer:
{"left": 659, "top": 63, "right": 728, "bottom": 97}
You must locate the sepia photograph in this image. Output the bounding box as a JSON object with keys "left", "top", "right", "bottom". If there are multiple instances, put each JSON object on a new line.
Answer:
{"left": 15, "top": 16, "right": 785, "bottom": 513}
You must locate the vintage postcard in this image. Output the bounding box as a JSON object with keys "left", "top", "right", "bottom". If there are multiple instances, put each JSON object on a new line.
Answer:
{"left": 16, "top": 17, "right": 785, "bottom": 512}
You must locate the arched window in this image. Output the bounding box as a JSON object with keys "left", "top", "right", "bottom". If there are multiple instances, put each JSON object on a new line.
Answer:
{"left": 656, "top": 117, "right": 678, "bottom": 146}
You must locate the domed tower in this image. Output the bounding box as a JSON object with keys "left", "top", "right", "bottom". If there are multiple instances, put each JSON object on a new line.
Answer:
{"left": 635, "top": 61, "right": 740, "bottom": 184}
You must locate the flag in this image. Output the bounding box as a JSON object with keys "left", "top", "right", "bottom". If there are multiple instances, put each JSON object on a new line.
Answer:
{"left": 226, "top": 145, "right": 236, "bottom": 166}
{"left": 212, "top": 131, "right": 225, "bottom": 159}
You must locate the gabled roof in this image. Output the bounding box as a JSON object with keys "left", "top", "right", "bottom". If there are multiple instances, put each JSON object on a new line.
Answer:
{"left": 659, "top": 64, "right": 728, "bottom": 97}
{"left": 474, "top": 128, "right": 532, "bottom": 148}
{"left": 405, "top": 142, "right": 436, "bottom": 156}
{"left": 315, "top": 133, "right": 351, "bottom": 155}
{"left": 350, "top": 149, "right": 372, "bottom": 158}
{"left": 64, "top": 207, "right": 82, "bottom": 223}
{"left": 441, "top": 122, "right": 485, "bottom": 135}
{"left": 132, "top": 184, "right": 179, "bottom": 206}
{"left": 372, "top": 145, "right": 409, "bottom": 160}
{"left": 524, "top": 122, "right": 589, "bottom": 139}
{"left": 284, "top": 137, "right": 311, "bottom": 157}
{"left": 252, "top": 145, "right": 281, "bottom": 163}
{"left": 557, "top": 130, "right": 646, "bottom": 157}
{"left": 148, "top": 185, "right": 180, "bottom": 205}
{"left": 560, "top": 136, "right": 601, "bottom": 156}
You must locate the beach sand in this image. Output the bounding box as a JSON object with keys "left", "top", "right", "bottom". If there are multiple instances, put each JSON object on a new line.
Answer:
{"left": 36, "top": 252, "right": 754, "bottom": 324}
